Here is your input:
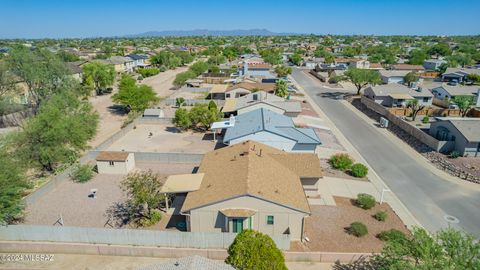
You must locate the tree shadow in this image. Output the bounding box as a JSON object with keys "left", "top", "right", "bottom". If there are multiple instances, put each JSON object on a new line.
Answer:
{"left": 333, "top": 256, "right": 376, "bottom": 270}
{"left": 165, "top": 126, "right": 181, "bottom": 133}
{"left": 104, "top": 202, "right": 139, "bottom": 228}
{"left": 317, "top": 91, "right": 355, "bottom": 100}
{"left": 108, "top": 105, "right": 129, "bottom": 116}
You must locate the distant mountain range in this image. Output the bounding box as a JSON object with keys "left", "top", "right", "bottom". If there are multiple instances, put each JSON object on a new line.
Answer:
{"left": 125, "top": 29, "right": 297, "bottom": 37}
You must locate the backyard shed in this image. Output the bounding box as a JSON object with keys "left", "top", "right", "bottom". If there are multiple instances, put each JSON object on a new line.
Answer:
{"left": 95, "top": 151, "right": 135, "bottom": 174}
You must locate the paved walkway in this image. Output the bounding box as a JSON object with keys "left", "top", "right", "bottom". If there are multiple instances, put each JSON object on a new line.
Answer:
{"left": 309, "top": 177, "right": 381, "bottom": 206}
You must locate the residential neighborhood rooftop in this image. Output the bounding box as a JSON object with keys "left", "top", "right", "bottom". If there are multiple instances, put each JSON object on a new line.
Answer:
{"left": 181, "top": 140, "right": 322, "bottom": 213}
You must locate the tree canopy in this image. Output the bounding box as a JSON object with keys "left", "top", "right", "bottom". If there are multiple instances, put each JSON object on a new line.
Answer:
{"left": 16, "top": 91, "right": 98, "bottom": 171}
{"left": 226, "top": 230, "right": 287, "bottom": 270}
{"left": 343, "top": 68, "right": 382, "bottom": 95}
{"left": 274, "top": 80, "right": 289, "bottom": 98}
{"left": 82, "top": 61, "right": 115, "bottom": 95}
{"left": 274, "top": 65, "right": 292, "bottom": 78}
{"left": 112, "top": 75, "right": 159, "bottom": 112}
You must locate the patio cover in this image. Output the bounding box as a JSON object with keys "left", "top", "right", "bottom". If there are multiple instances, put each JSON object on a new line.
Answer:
{"left": 221, "top": 99, "right": 237, "bottom": 113}
{"left": 389, "top": 93, "right": 413, "bottom": 100}
{"left": 160, "top": 173, "right": 205, "bottom": 193}
{"left": 209, "top": 84, "right": 228, "bottom": 93}
{"left": 220, "top": 208, "right": 256, "bottom": 217}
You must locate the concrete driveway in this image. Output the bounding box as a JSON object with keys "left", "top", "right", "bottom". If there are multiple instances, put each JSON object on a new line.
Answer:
{"left": 292, "top": 68, "right": 480, "bottom": 236}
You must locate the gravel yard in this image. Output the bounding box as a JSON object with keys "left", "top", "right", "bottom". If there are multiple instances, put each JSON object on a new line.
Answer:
{"left": 320, "top": 159, "right": 368, "bottom": 181}
{"left": 295, "top": 197, "right": 409, "bottom": 252}
{"left": 107, "top": 124, "right": 216, "bottom": 153}
{"left": 24, "top": 162, "right": 197, "bottom": 228}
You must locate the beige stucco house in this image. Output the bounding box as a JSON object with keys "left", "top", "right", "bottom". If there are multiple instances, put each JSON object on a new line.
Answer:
{"left": 96, "top": 151, "right": 135, "bottom": 174}
{"left": 175, "top": 141, "right": 322, "bottom": 240}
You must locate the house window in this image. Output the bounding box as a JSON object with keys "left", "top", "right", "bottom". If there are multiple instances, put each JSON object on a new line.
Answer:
{"left": 109, "top": 161, "right": 114, "bottom": 166}
{"left": 226, "top": 93, "right": 230, "bottom": 98}
{"left": 423, "top": 97, "right": 430, "bottom": 102}
{"left": 266, "top": 215, "right": 274, "bottom": 225}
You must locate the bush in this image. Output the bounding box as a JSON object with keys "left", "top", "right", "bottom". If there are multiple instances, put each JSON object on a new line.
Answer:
{"left": 348, "top": 222, "right": 368, "bottom": 237}
{"left": 422, "top": 116, "right": 429, "bottom": 124}
{"left": 449, "top": 151, "right": 461, "bottom": 159}
{"left": 356, "top": 193, "right": 376, "bottom": 210}
{"left": 138, "top": 68, "right": 160, "bottom": 78}
{"left": 226, "top": 230, "right": 287, "bottom": 270}
{"left": 377, "top": 229, "right": 406, "bottom": 242}
{"left": 374, "top": 211, "right": 388, "bottom": 221}
{"left": 350, "top": 163, "right": 368, "bottom": 178}
{"left": 70, "top": 164, "right": 94, "bottom": 183}
{"left": 329, "top": 153, "right": 353, "bottom": 171}
{"left": 139, "top": 209, "right": 162, "bottom": 227}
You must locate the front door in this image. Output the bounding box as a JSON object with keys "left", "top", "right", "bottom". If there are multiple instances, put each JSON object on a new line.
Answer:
{"left": 232, "top": 218, "right": 243, "bottom": 233}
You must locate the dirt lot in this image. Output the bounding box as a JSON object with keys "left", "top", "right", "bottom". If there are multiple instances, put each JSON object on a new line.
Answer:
{"left": 24, "top": 162, "right": 197, "bottom": 228}
{"left": 295, "top": 197, "right": 409, "bottom": 253}
{"left": 89, "top": 67, "right": 190, "bottom": 148}
{"left": 107, "top": 124, "right": 216, "bottom": 153}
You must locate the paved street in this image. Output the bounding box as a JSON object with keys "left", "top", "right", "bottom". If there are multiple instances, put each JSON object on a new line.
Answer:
{"left": 292, "top": 69, "right": 480, "bottom": 236}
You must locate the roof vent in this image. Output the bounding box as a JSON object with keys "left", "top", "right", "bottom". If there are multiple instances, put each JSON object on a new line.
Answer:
{"left": 240, "top": 151, "right": 249, "bottom": 156}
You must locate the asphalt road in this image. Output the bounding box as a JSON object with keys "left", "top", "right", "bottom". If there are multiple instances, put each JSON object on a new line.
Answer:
{"left": 292, "top": 69, "right": 480, "bottom": 236}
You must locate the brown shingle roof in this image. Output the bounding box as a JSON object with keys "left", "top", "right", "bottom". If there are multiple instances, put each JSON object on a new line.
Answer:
{"left": 181, "top": 141, "right": 322, "bottom": 214}
{"left": 96, "top": 151, "right": 130, "bottom": 161}
{"left": 226, "top": 82, "right": 275, "bottom": 92}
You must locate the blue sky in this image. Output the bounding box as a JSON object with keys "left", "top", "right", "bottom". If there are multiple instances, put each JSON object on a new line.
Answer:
{"left": 1, "top": 0, "right": 479, "bottom": 38}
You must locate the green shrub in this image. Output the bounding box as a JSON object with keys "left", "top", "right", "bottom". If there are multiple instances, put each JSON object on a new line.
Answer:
{"left": 329, "top": 153, "right": 353, "bottom": 171}
{"left": 159, "top": 66, "right": 167, "bottom": 72}
{"left": 139, "top": 209, "right": 162, "bottom": 227}
{"left": 70, "top": 164, "right": 94, "bottom": 183}
{"left": 226, "top": 230, "right": 287, "bottom": 270}
{"left": 350, "top": 163, "right": 368, "bottom": 178}
{"left": 422, "top": 116, "right": 429, "bottom": 124}
{"left": 377, "top": 229, "right": 406, "bottom": 242}
{"left": 138, "top": 68, "right": 160, "bottom": 78}
{"left": 348, "top": 222, "right": 368, "bottom": 237}
{"left": 449, "top": 151, "right": 461, "bottom": 159}
{"left": 374, "top": 211, "right": 388, "bottom": 221}
{"left": 356, "top": 193, "right": 376, "bottom": 210}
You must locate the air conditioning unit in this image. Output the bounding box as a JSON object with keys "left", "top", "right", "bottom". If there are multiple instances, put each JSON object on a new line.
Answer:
{"left": 380, "top": 117, "right": 389, "bottom": 128}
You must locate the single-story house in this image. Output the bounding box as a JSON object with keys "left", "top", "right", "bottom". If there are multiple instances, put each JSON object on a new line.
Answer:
{"left": 441, "top": 68, "right": 480, "bottom": 83}
{"left": 378, "top": 70, "right": 410, "bottom": 84}
{"left": 101, "top": 56, "right": 135, "bottom": 73}
{"left": 223, "top": 82, "right": 276, "bottom": 99}
{"left": 221, "top": 91, "right": 302, "bottom": 117}
{"left": 238, "top": 62, "right": 274, "bottom": 78}
{"left": 390, "top": 64, "right": 425, "bottom": 72}
{"left": 65, "top": 61, "right": 86, "bottom": 81}
{"left": 335, "top": 58, "right": 370, "bottom": 69}
{"left": 96, "top": 151, "right": 135, "bottom": 174}
{"left": 364, "top": 84, "right": 433, "bottom": 107}
{"left": 429, "top": 118, "right": 480, "bottom": 157}
{"left": 222, "top": 108, "right": 321, "bottom": 153}
{"left": 178, "top": 141, "right": 322, "bottom": 240}
{"left": 126, "top": 54, "right": 149, "bottom": 69}
{"left": 431, "top": 84, "right": 480, "bottom": 107}
{"left": 423, "top": 59, "right": 447, "bottom": 71}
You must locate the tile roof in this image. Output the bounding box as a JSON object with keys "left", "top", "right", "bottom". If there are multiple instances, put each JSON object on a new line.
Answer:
{"left": 226, "top": 82, "right": 275, "bottom": 92}
{"left": 391, "top": 64, "right": 425, "bottom": 71}
{"left": 96, "top": 151, "right": 130, "bottom": 161}
{"left": 223, "top": 92, "right": 301, "bottom": 114}
{"left": 223, "top": 108, "right": 321, "bottom": 145}
{"left": 181, "top": 141, "right": 322, "bottom": 213}
{"left": 379, "top": 70, "right": 410, "bottom": 78}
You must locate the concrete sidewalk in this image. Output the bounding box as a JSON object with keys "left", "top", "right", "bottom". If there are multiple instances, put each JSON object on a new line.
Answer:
{"left": 290, "top": 73, "right": 422, "bottom": 230}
